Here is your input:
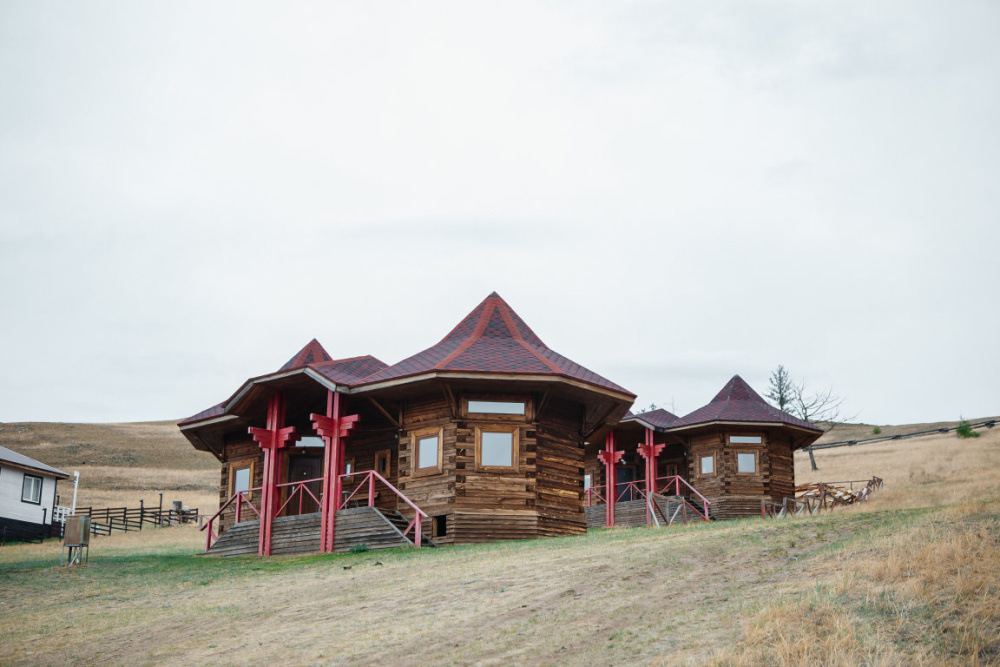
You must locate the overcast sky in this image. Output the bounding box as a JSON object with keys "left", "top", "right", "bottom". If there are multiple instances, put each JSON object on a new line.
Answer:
{"left": 1, "top": 1, "right": 997, "bottom": 426}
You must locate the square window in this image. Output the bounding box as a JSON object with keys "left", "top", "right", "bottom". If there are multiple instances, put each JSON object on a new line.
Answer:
{"left": 737, "top": 452, "right": 757, "bottom": 473}
{"left": 417, "top": 435, "right": 440, "bottom": 470}
{"left": 480, "top": 431, "right": 514, "bottom": 467}
{"left": 21, "top": 475, "right": 42, "bottom": 504}
{"left": 700, "top": 456, "right": 714, "bottom": 475}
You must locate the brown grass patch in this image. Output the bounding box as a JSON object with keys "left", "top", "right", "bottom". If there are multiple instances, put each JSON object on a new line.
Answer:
{"left": 0, "top": 421, "right": 997, "bottom": 665}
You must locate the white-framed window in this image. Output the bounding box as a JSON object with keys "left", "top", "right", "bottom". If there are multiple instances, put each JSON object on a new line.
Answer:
{"left": 412, "top": 428, "right": 443, "bottom": 476}
{"left": 584, "top": 473, "right": 592, "bottom": 491}
{"left": 700, "top": 455, "right": 715, "bottom": 476}
{"left": 737, "top": 451, "right": 758, "bottom": 474}
{"left": 475, "top": 427, "right": 518, "bottom": 470}
{"left": 21, "top": 474, "right": 42, "bottom": 504}
{"left": 730, "top": 435, "right": 763, "bottom": 444}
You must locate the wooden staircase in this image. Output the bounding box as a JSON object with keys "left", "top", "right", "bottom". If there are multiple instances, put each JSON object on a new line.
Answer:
{"left": 586, "top": 495, "right": 713, "bottom": 529}
{"left": 204, "top": 507, "right": 434, "bottom": 557}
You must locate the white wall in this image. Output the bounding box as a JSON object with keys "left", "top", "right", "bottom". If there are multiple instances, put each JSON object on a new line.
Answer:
{"left": 0, "top": 466, "right": 57, "bottom": 525}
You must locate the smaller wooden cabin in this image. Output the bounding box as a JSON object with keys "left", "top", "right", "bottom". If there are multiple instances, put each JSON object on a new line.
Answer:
{"left": 587, "top": 376, "right": 823, "bottom": 525}
{"left": 660, "top": 375, "right": 822, "bottom": 519}
{"left": 0, "top": 445, "right": 69, "bottom": 542}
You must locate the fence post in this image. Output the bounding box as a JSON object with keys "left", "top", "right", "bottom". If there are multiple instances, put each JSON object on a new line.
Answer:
{"left": 368, "top": 473, "right": 375, "bottom": 507}
{"left": 140, "top": 500, "right": 144, "bottom": 531}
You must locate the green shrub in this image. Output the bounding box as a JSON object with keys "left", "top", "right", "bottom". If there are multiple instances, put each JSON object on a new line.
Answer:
{"left": 348, "top": 543, "right": 370, "bottom": 554}
{"left": 956, "top": 418, "right": 980, "bottom": 439}
{"left": 872, "top": 426, "right": 882, "bottom": 435}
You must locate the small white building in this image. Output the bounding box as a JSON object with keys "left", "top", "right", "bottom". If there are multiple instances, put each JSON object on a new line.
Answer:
{"left": 0, "top": 445, "right": 69, "bottom": 542}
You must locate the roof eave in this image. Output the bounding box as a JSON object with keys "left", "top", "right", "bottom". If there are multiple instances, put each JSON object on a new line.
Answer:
{"left": 620, "top": 416, "right": 669, "bottom": 432}
{"left": 662, "top": 420, "right": 823, "bottom": 435}
{"left": 0, "top": 459, "right": 70, "bottom": 480}
{"left": 352, "top": 370, "right": 635, "bottom": 401}
{"left": 179, "top": 367, "right": 342, "bottom": 430}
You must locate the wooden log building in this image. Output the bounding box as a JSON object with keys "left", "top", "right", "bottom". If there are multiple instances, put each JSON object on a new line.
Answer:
{"left": 585, "top": 376, "right": 823, "bottom": 526}
{"left": 179, "top": 294, "right": 822, "bottom": 556}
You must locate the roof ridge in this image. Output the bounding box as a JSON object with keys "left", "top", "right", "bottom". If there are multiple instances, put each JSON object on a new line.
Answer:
{"left": 437, "top": 299, "right": 497, "bottom": 367}
{"left": 497, "top": 304, "right": 563, "bottom": 375}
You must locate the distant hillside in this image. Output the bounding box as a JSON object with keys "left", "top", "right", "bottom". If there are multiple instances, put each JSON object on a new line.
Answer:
{"left": 815, "top": 416, "right": 999, "bottom": 444}
{"left": 0, "top": 420, "right": 217, "bottom": 471}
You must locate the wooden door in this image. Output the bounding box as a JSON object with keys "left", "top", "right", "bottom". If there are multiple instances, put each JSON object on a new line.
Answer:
{"left": 616, "top": 466, "right": 636, "bottom": 502}
{"left": 287, "top": 455, "right": 322, "bottom": 515}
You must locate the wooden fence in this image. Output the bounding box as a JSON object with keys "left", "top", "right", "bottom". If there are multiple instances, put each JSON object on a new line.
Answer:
{"left": 761, "top": 477, "right": 884, "bottom": 519}
{"left": 73, "top": 502, "right": 200, "bottom": 537}
{"left": 807, "top": 419, "right": 996, "bottom": 453}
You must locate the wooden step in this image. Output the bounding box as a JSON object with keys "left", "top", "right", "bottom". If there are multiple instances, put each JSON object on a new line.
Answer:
{"left": 205, "top": 508, "right": 434, "bottom": 557}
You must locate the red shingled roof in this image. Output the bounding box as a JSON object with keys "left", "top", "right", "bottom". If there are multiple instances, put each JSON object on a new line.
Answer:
{"left": 623, "top": 408, "right": 679, "bottom": 430}
{"left": 178, "top": 341, "right": 389, "bottom": 426}
{"left": 666, "top": 375, "right": 820, "bottom": 431}
{"left": 279, "top": 339, "right": 333, "bottom": 371}
{"left": 357, "top": 292, "right": 633, "bottom": 396}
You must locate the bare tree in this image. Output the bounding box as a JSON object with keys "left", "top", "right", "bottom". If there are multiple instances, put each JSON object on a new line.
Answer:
{"left": 766, "top": 365, "right": 855, "bottom": 471}
{"left": 789, "top": 383, "right": 848, "bottom": 427}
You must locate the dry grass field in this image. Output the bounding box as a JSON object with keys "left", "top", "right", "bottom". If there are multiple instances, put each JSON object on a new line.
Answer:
{"left": 0, "top": 420, "right": 219, "bottom": 510}
{"left": 0, "top": 419, "right": 998, "bottom": 666}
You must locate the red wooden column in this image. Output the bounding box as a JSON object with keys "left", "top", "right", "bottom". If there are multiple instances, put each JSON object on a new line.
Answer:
{"left": 249, "top": 392, "right": 300, "bottom": 556}
{"left": 311, "top": 391, "right": 359, "bottom": 553}
{"left": 597, "top": 431, "right": 624, "bottom": 528}
{"left": 637, "top": 427, "right": 665, "bottom": 525}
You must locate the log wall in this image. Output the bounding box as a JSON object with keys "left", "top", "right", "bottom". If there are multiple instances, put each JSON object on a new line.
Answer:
{"left": 685, "top": 428, "right": 798, "bottom": 519}
{"left": 534, "top": 397, "right": 587, "bottom": 538}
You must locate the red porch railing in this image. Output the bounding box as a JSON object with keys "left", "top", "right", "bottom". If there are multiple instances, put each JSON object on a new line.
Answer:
{"left": 340, "top": 470, "right": 429, "bottom": 547}
{"left": 201, "top": 487, "right": 262, "bottom": 552}
{"left": 585, "top": 475, "right": 711, "bottom": 523}
{"left": 275, "top": 478, "right": 323, "bottom": 517}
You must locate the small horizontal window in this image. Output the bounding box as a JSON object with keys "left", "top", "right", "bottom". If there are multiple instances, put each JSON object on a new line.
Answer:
{"left": 737, "top": 452, "right": 757, "bottom": 473}
{"left": 298, "top": 436, "right": 325, "bottom": 448}
{"left": 730, "top": 435, "right": 762, "bottom": 444}
{"left": 467, "top": 400, "right": 525, "bottom": 415}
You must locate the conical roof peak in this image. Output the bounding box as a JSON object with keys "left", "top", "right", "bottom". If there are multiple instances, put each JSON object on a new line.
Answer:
{"left": 439, "top": 292, "right": 546, "bottom": 349}
{"left": 357, "top": 293, "right": 633, "bottom": 396}
{"left": 279, "top": 338, "right": 333, "bottom": 371}
{"left": 710, "top": 375, "right": 763, "bottom": 404}
{"left": 667, "top": 374, "right": 820, "bottom": 432}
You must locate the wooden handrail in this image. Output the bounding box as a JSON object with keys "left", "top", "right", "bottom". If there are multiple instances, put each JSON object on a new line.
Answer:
{"left": 338, "top": 470, "right": 428, "bottom": 547}
{"left": 201, "top": 487, "right": 263, "bottom": 551}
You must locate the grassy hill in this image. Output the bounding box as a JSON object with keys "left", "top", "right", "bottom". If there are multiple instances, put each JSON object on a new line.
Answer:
{"left": 0, "top": 421, "right": 997, "bottom": 665}
{"left": 0, "top": 420, "right": 218, "bottom": 510}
